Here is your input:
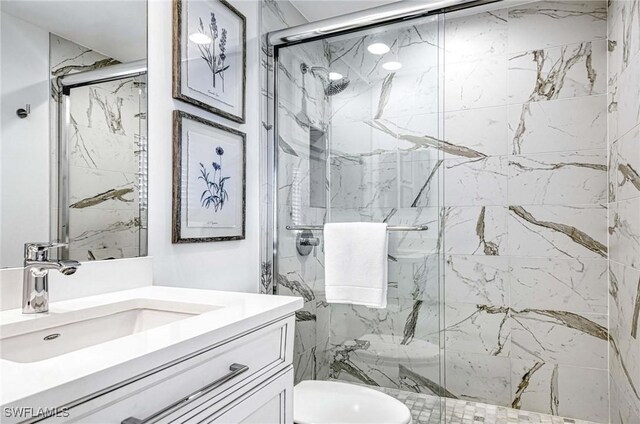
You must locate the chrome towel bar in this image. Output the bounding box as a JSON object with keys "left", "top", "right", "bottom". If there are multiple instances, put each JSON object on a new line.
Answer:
{"left": 286, "top": 224, "right": 429, "bottom": 232}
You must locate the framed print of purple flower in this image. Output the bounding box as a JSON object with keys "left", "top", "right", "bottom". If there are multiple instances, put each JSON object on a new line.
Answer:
{"left": 198, "top": 146, "right": 230, "bottom": 212}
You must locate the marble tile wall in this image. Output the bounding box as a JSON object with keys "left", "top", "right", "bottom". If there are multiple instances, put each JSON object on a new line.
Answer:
{"left": 446, "top": 3, "right": 608, "bottom": 421}
{"left": 50, "top": 35, "right": 146, "bottom": 261}
{"left": 607, "top": 0, "right": 640, "bottom": 422}
{"left": 267, "top": 2, "right": 630, "bottom": 423}
{"left": 322, "top": 2, "right": 610, "bottom": 422}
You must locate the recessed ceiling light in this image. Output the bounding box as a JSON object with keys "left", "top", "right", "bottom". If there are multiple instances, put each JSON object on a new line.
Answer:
{"left": 367, "top": 43, "right": 390, "bottom": 55}
{"left": 189, "top": 33, "right": 212, "bottom": 45}
{"left": 382, "top": 61, "right": 402, "bottom": 71}
{"left": 328, "top": 72, "right": 344, "bottom": 81}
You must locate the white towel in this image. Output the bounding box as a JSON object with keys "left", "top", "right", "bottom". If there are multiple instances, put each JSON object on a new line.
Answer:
{"left": 324, "top": 222, "right": 388, "bottom": 308}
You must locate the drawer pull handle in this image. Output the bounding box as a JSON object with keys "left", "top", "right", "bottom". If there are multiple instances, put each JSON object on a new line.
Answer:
{"left": 121, "top": 363, "right": 249, "bottom": 424}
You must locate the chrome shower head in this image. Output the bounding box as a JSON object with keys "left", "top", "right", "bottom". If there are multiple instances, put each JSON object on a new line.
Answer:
{"left": 325, "top": 78, "right": 350, "bottom": 96}
{"left": 301, "top": 63, "right": 350, "bottom": 96}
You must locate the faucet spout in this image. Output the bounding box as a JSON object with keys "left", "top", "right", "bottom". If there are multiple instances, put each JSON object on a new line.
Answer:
{"left": 54, "top": 259, "right": 81, "bottom": 275}
{"left": 22, "top": 243, "right": 81, "bottom": 314}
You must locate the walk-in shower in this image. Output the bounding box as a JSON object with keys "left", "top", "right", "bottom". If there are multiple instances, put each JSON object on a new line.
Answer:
{"left": 263, "top": 0, "right": 625, "bottom": 422}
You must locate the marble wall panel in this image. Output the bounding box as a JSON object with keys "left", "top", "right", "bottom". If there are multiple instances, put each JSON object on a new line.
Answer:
{"left": 69, "top": 126, "right": 140, "bottom": 174}
{"left": 608, "top": 0, "right": 640, "bottom": 142}
{"left": 444, "top": 255, "right": 509, "bottom": 306}
{"left": 508, "top": 150, "right": 608, "bottom": 205}
{"left": 386, "top": 207, "right": 441, "bottom": 256}
{"left": 443, "top": 206, "right": 508, "bottom": 256}
{"left": 507, "top": 1, "right": 607, "bottom": 53}
{"left": 609, "top": 197, "right": 640, "bottom": 269}
{"left": 440, "top": 1, "right": 610, "bottom": 418}
{"left": 443, "top": 157, "right": 508, "bottom": 207}
{"left": 444, "top": 107, "right": 509, "bottom": 158}
{"left": 610, "top": 123, "right": 640, "bottom": 203}
{"left": 444, "top": 302, "right": 511, "bottom": 357}
{"left": 508, "top": 204, "right": 607, "bottom": 259}
{"left": 379, "top": 68, "right": 440, "bottom": 118}
{"left": 294, "top": 347, "right": 317, "bottom": 382}
{"left": 397, "top": 18, "right": 439, "bottom": 74}
{"left": 510, "top": 310, "right": 608, "bottom": 369}
{"left": 445, "top": 352, "right": 512, "bottom": 405}
{"left": 68, "top": 208, "right": 140, "bottom": 261}
{"left": 388, "top": 254, "right": 440, "bottom": 302}
{"left": 609, "top": 53, "right": 640, "bottom": 142}
{"left": 510, "top": 360, "right": 609, "bottom": 422}
{"left": 444, "top": 8, "right": 508, "bottom": 64}
{"left": 329, "top": 299, "right": 415, "bottom": 346}
{"left": 609, "top": 262, "right": 640, "bottom": 414}
{"left": 608, "top": 0, "right": 640, "bottom": 420}
{"left": 445, "top": 56, "right": 508, "bottom": 112}
{"left": 611, "top": 377, "right": 640, "bottom": 424}
{"left": 508, "top": 40, "right": 607, "bottom": 104}
{"left": 507, "top": 95, "right": 607, "bottom": 155}
{"left": 509, "top": 257, "right": 608, "bottom": 315}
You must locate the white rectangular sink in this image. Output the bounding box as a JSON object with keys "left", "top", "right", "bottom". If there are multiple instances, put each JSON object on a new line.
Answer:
{"left": 0, "top": 299, "right": 220, "bottom": 363}
{"left": 1, "top": 286, "right": 304, "bottom": 410}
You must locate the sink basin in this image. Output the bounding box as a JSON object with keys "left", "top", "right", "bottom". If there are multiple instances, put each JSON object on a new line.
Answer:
{"left": 0, "top": 299, "right": 220, "bottom": 363}
{"left": 0, "top": 286, "right": 304, "bottom": 411}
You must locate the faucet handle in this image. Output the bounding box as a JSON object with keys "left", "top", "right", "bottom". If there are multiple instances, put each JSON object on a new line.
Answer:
{"left": 24, "top": 242, "right": 67, "bottom": 261}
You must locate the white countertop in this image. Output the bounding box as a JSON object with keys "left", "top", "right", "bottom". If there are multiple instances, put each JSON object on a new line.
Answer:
{"left": 0, "top": 286, "right": 302, "bottom": 410}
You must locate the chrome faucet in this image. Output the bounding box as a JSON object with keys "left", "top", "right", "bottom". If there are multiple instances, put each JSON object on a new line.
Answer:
{"left": 22, "top": 242, "right": 81, "bottom": 314}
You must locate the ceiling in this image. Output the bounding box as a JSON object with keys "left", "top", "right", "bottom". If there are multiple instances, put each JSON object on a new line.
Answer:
{"left": 290, "top": 0, "right": 399, "bottom": 21}
{"left": 0, "top": 1, "right": 146, "bottom": 62}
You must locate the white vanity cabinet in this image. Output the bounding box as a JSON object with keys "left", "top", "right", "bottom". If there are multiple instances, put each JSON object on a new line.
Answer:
{"left": 37, "top": 316, "right": 295, "bottom": 424}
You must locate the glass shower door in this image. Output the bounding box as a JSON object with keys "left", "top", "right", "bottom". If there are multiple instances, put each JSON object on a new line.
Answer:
{"left": 273, "top": 12, "right": 446, "bottom": 420}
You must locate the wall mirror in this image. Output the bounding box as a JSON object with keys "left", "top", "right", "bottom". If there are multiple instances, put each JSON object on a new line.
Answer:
{"left": 0, "top": 1, "right": 148, "bottom": 268}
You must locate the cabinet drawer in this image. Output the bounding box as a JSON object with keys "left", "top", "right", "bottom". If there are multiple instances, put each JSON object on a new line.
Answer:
{"left": 163, "top": 366, "right": 293, "bottom": 424}
{"left": 45, "top": 316, "right": 294, "bottom": 423}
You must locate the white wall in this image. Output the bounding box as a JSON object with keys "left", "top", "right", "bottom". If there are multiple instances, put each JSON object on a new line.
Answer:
{"left": 147, "top": 0, "right": 261, "bottom": 293}
{"left": 0, "top": 11, "right": 50, "bottom": 268}
{"left": 0, "top": 256, "right": 152, "bottom": 311}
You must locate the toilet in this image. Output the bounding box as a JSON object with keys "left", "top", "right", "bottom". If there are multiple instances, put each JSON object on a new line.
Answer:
{"left": 294, "top": 380, "right": 413, "bottom": 424}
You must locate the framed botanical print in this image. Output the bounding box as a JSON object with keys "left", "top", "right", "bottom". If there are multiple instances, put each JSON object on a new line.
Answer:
{"left": 173, "top": 0, "right": 246, "bottom": 123}
{"left": 173, "top": 110, "right": 246, "bottom": 242}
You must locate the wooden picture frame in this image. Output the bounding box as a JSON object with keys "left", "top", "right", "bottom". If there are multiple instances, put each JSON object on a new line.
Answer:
{"left": 172, "top": 110, "right": 246, "bottom": 242}
{"left": 173, "top": 0, "right": 246, "bottom": 123}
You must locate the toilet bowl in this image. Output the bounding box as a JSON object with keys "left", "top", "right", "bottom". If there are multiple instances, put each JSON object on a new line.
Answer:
{"left": 294, "top": 380, "right": 412, "bottom": 424}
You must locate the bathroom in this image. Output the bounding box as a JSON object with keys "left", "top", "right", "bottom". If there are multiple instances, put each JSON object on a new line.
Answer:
{"left": 0, "top": 0, "right": 638, "bottom": 422}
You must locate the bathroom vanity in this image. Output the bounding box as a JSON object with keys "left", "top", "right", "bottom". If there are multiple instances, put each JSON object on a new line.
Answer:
{"left": 0, "top": 286, "right": 303, "bottom": 423}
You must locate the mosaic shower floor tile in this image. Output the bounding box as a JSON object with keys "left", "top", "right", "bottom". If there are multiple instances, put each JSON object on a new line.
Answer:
{"left": 373, "top": 386, "right": 600, "bottom": 424}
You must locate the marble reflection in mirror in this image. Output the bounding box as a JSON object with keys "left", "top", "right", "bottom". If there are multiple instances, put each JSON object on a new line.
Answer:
{"left": 0, "top": 1, "right": 147, "bottom": 268}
